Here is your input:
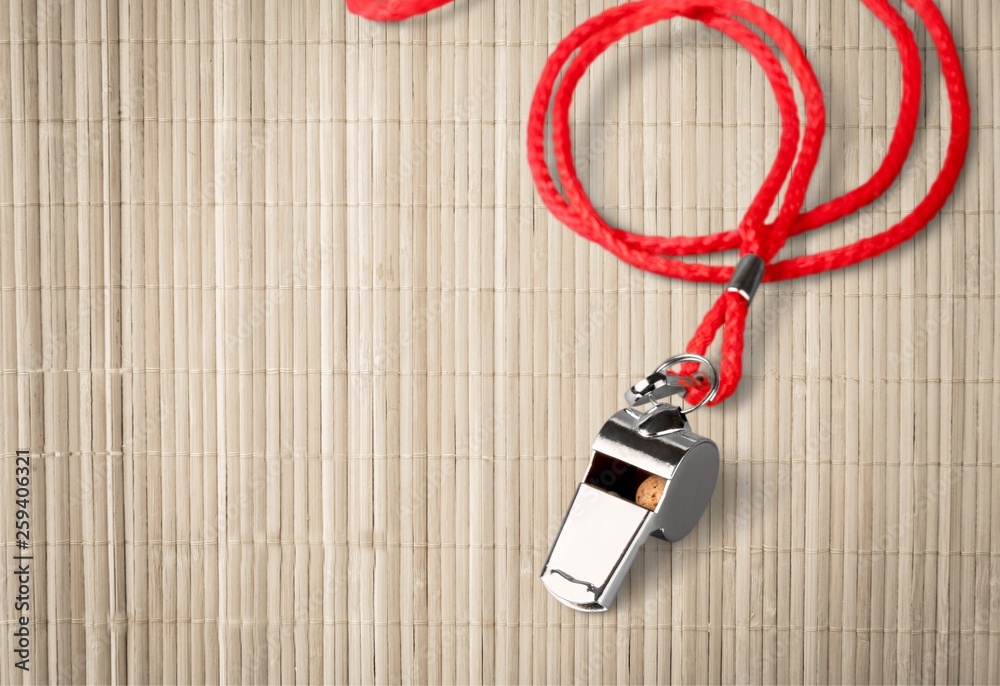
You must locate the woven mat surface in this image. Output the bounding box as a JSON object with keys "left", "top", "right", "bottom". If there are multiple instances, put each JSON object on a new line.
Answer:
{"left": 1, "top": 0, "right": 998, "bottom": 683}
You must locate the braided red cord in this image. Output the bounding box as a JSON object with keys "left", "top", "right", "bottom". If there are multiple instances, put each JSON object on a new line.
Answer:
{"left": 529, "top": 0, "right": 969, "bottom": 404}
{"left": 350, "top": 0, "right": 971, "bottom": 406}
{"left": 347, "top": 0, "right": 452, "bottom": 21}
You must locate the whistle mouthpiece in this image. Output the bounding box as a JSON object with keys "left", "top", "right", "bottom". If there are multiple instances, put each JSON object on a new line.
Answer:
{"left": 540, "top": 403, "right": 719, "bottom": 612}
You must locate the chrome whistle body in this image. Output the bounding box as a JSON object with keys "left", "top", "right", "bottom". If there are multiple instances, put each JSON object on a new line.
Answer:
{"left": 541, "top": 356, "right": 721, "bottom": 612}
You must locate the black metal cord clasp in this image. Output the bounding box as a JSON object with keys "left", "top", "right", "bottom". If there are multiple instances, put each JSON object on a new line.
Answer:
{"left": 726, "top": 254, "right": 766, "bottom": 303}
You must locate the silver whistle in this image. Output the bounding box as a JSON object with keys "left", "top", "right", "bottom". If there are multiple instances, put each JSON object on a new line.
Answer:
{"left": 541, "top": 354, "right": 721, "bottom": 612}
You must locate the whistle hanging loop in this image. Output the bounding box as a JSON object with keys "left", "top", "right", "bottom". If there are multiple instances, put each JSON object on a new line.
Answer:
{"left": 626, "top": 353, "right": 720, "bottom": 414}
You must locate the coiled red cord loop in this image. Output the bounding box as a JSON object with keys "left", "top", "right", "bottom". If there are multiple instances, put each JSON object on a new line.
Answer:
{"left": 350, "top": 0, "right": 971, "bottom": 406}
{"left": 526, "top": 0, "right": 969, "bottom": 405}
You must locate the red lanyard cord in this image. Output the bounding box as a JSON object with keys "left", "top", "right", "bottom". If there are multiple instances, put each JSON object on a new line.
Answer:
{"left": 349, "top": 0, "right": 972, "bottom": 406}
{"left": 528, "top": 0, "right": 969, "bottom": 404}
{"left": 347, "top": 0, "right": 452, "bottom": 21}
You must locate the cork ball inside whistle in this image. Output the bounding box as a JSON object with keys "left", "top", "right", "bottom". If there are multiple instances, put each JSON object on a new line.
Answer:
{"left": 635, "top": 474, "right": 667, "bottom": 510}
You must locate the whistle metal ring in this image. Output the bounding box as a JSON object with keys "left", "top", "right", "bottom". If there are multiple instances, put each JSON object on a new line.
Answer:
{"left": 625, "top": 353, "right": 720, "bottom": 414}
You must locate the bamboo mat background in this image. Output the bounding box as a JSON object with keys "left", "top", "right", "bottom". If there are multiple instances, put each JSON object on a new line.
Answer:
{"left": 0, "top": 0, "right": 998, "bottom": 683}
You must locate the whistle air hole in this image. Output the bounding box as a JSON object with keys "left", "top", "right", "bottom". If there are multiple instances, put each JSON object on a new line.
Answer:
{"left": 585, "top": 453, "right": 662, "bottom": 511}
